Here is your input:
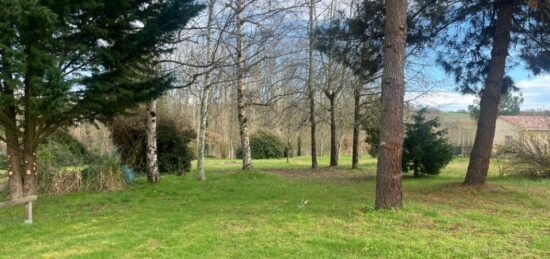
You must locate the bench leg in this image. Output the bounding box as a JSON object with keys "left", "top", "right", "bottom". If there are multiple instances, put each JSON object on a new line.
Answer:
{"left": 24, "top": 202, "right": 32, "bottom": 224}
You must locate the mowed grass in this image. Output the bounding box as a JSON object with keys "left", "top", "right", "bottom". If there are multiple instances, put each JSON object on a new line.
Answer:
{"left": 1, "top": 156, "right": 549, "bottom": 258}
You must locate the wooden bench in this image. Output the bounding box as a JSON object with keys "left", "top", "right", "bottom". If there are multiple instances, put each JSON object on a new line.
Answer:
{"left": 0, "top": 196, "right": 37, "bottom": 224}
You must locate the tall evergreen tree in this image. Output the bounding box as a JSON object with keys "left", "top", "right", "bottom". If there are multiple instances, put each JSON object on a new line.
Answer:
{"left": 413, "top": 0, "right": 550, "bottom": 185}
{"left": 0, "top": 0, "right": 203, "bottom": 221}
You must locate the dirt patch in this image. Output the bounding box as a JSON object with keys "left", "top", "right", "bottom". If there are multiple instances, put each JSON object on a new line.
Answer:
{"left": 147, "top": 239, "right": 161, "bottom": 251}
{"left": 266, "top": 168, "right": 375, "bottom": 183}
{"left": 408, "top": 183, "right": 524, "bottom": 211}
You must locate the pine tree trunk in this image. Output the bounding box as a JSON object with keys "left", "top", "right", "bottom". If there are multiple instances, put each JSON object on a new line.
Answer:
{"left": 236, "top": 0, "right": 252, "bottom": 170}
{"left": 6, "top": 131, "right": 23, "bottom": 200}
{"left": 0, "top": 74, "right": 20, "bottom": 201}
{"left": 352, "top": 84, "right": 361, "bottom": 169}
{"left": 375, "top": 0, "right": 407, "bottom": 210}
{"left": 4, "top": 98, "right": 23, "bottom": 200}
{"left": 308, "top": 0, "right": 318, "bottom": 169}
{"left": 329, "top": 95, "right": 338, "bottom": 167}
{"left": 197, "top": 0, "right": 216, "bottom": 181}
{"left": 146, "top": 99, "right": 160, "bottom": 183}
{"left": 465, "top": 1, "right": 514, "bottom": 185}
{"left": 2, "top": 81, "right": 24, "bottom": 200}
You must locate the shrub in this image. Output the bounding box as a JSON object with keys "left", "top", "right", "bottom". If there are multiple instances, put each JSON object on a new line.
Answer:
{"left": 363, "top": 109, "right": 454, "bottom": 177}
{"left": 82, "top": 152, "right": 126, "bottom": 192}
{"left": 402, "top": 109, "right": 454, "bottom": 177}
{"left": 364, "top": 126, "right": 380, "bottom": 157}
{"left": 38, "top": 130, "right": 94, "bottom": 167}
{"left": 236, "top": 131, "right": 287, "bottom": 159}
{"left": 111, "top": 114, "right": 196, "bottom": 174}
{"left": 111, "top": 115, "right": 147, "bottom": 172}
{"left": 157, "top": 122, "right": 196, "bottom": 173}
{"left": 361, "top": 98, "right": 382, "bottom": 157}
{"left": 37, "top": 134, "right": 126, "bottom": 195}
{"left": 497, "top": 134, "right": 550, "bottom": 177}
{"left": 35, "top": 129, "right": 96, "bottom": 194}
{"left": 37, "top": 138, "right": 85, "bottom": 194}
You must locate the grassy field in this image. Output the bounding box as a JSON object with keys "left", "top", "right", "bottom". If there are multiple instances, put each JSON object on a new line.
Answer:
{"left": 441, "top": 111, "right": 471, "bottom": 120}
{"left": 1, "top": 156, "right": 549, "bottom": 258}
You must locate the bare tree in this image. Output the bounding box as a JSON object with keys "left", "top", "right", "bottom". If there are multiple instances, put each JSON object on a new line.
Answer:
{"left": 351, "top": 77, "right": 362, "bottom": 169}
{"left": 307, "top": 0, "right": 318, "bottom": 169}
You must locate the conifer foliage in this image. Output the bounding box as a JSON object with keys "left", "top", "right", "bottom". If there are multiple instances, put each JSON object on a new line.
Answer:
{"left": 402, "top": 109, "right": 454, "bottom": 177}
{"left": 0, "top": 0, "right": 203, "bottom": 210}
{"left": 412, "top": 0, "right": 550, "bottom": 184}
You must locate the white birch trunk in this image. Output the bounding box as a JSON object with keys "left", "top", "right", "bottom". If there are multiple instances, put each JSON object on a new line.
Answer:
{"left": 146, "top": 99, "right": 160, "bottom": 183}
{"left": 197, "top": 0, "right": 216, "bottom": 180}
{"left": 236, "top": 0, "right": 252, "bottom": 170}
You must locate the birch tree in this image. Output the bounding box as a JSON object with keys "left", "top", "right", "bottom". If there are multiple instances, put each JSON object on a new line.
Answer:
{"left": 146, "top": 100, "right": 160, "bottom": 183}
{"left": 197, "top": 0, "right": 217, "bottom": 180}
{"left": 234, "top": 0, "right": 253, "bottom": 170}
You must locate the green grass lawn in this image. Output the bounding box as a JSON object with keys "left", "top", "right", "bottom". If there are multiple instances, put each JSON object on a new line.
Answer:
{"left": 1, "top": 156, "right": 549, "bottom": 258}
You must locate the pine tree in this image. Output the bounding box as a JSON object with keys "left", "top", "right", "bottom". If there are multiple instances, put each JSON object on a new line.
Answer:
{"left": 375, "top": 0, "right": 408, "bottom": 209}
{"left": 0, "top": 0, "right": 203, "bottom": 221}
{"left": 402, "top": 109, "right": 454, "bottom": 177}
{"left": 413, "top": 0, "right": 550, "bottom": 185}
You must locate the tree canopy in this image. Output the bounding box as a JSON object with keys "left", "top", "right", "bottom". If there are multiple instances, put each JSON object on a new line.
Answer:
{"left": 413, "top": 0, "right": 550, "bottom": 93}
{"left": 0, "top": 0, "right": 204, "bottom": 144}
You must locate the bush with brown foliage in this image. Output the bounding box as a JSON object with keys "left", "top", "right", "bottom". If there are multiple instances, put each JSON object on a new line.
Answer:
{"left": 111, "top": 114, "right": 196, "bottom": 175}
{"left": 497, "top": 134, "right": 550, "bottom": 178}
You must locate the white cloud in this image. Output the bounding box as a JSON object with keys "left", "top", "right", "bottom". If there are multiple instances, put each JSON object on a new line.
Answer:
{"left": 96, "top": 39, "right": 112, "bottom": 48}
{"left": 406, "top": 91, "right": 475, "bottom": 111}
{"left": 516, "top": 74, "right": 550, "bottom": 110}
{"left": 406, "top": 74, "right": 550, "bottom": 111}
{"left": 516, "top": 74, "right": 550, "bottom": 90}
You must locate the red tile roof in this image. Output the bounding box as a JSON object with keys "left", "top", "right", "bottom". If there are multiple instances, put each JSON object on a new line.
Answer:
{"left": 499, "top": 115, "right": 550, "bottom": 131}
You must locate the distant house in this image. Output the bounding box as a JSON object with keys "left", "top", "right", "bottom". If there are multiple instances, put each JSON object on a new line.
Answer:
{"left": 494, "top": 115, "right": 550, "bottom": 149}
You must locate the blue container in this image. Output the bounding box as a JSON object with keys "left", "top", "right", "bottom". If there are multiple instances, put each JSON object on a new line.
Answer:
{"left": 122, "top": 165, "right": 136, "bottom": 183}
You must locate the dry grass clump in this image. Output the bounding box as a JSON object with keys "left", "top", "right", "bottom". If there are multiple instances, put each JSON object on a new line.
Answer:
{"left": 38, "top": 169, "right": 83, "bottom": 195}
{"left": 38, "top": 153, "right": 126, "bottom": 195}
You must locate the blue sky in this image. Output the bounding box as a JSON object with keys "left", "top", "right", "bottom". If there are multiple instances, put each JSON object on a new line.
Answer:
{"left": 408, "top": 65, "right": 550, "bottom": 111}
